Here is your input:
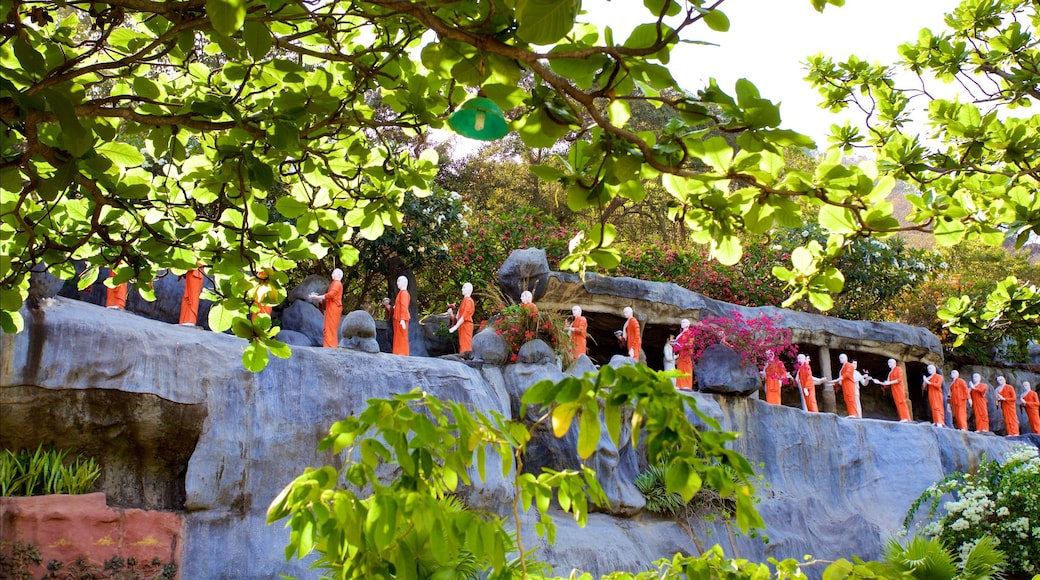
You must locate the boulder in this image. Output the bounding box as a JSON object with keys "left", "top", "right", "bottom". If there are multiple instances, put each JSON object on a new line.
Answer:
{"left": 497, "top": 248, "right": 550, "bottom": 303}
{"left": 285, "top": 275, "right": 332, "bottom": 305}
{"left": 695, "top": 344, "right": 761, "bottom": 396}
{"left": 279, "top": 300, "right": 326, "bottom": 347}
{"left": 420, "top": 312, "right": 456, "bottom": 357}
{"left": 565, "top": 354, "right": 597, "bottom": 377}
{"left": 340, "top": 310, "right": 380, "bottom": 353}
{"left": 28, "top": 263, "right": 64, "bottom": 303}
{"left": 517, "top": 339, "right": 555, "bottom": 365}
{"left": 472, "top": 327, "right": 509, "bottom": 366}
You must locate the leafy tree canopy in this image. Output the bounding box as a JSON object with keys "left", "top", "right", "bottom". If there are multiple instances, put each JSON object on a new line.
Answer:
{"left": 3, "top": 0, "right": 1038, "bottom": 368}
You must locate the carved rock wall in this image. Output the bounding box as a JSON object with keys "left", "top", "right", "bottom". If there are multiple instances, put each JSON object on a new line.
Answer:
{"left": 1, "top": 298, "right": 1031, "bottom": 579}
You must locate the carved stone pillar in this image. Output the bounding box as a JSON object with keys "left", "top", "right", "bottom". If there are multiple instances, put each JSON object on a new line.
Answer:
{"left": 819, "top": 346, "right": 837, "bottom": 414}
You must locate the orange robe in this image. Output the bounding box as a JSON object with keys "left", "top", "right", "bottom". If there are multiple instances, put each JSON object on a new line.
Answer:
{"left": 179, "top": 268, "right": 204, "bottom": 325}
{"left": 949, "top": 377, "right": 969, "bottom": 430}
{"left": 998, "top": 384, "right": 1019, "bottom": 436}
{"left": 1023, "top": 391, "right": 1040, "bottom": 434}
{"left": 322, "top": 279, "right": 342, "bottom": 348}
{"left": 797, "top": 363, "right": 818, "bottom": 412}
{"left": 624, "top": 317, "right": 641, "bottom": 360}
{"left": 105, "top": 268, "right": 128, "bottom": 309}
{"left": 885, "top": 366, "right": 911, "bottom": 421}
{"left": 763, "top": 360, "right": 787, "bottom": 405}
{"left": 392, "top": 288, "right": 410, "bottom": 355}
{"left": 521, "top": 302, "right": 538, "bottom": 316}
{"left": 456, "top": 296, "right": 475, "bottom": 353}
{"left": 673, "top": 329, "right": 693, "bottom": 390}
{"left": 970, "top": 382, "right": 989, "bottom": 432}
{"left": 925, "top": 372, "right": 945, "bottom": 426}
{"left": 838, "top": 361, "right": 858, "bottom": 417}
{"left": 569, "top": 315, "right": 587, "bottom": 359}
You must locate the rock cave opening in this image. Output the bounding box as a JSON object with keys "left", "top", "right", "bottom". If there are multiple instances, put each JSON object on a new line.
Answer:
{"left": 0, "top": 386, "right": 206, "bottom": 510}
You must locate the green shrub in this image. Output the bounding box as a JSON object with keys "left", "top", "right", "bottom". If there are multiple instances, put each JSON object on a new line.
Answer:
{"left": 0, "top": 445, "right": 101, "bottom": 497}
{"left": 903, "top": 444, "right": 1039, "bottom": 576}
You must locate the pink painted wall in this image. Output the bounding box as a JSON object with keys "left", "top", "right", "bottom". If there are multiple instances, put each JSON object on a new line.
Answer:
{"left": 0, "top": 493, "right": 181, "bottom": 577}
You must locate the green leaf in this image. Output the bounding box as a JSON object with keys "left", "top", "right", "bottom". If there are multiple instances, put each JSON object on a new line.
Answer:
{"left": 207, "top": 0, "right": 246, "bottom": 36}
{"left": 242, "top": 341, "right": 270, "bottom": 372}
{"left": 711, "top": 235, "right": 741, "bottom": 266}
{"left": 0, "top": 310, "right": 25, "bottom": 334}
{"left": 96, "top": 142, "right": 145, "bottom": 167}
{"left": 243, "top": 21, "right": 273, "bottom": 60}
{"left": 701, "top": 9, "right": 730, "bottom": 32}
{"left": 551, "top": 403, "right": 578, "bottom": 438}
{"left": 530, "top": 164, "right": 566, "bottom": 182}
{"left": 208, "top": 303, "right": 236, "bottom": 332}
{"left": 819, "top": 205, "right": 858, "bottom": 235}
{"left": 576, "top": 401, "right": 600, "bottom": 459}
{"left": 516, "top": 0, "right": 578, "bottom": 45}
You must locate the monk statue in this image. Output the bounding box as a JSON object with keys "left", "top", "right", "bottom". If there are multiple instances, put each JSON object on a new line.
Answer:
{"left": 448, "top": 282, "right": 475, "bottom": 353}
{"left": 995, "top": 376, "right": 1019, "bottom": 436}
{"left": 872, "top": 358, "right": 911, "bottom": 422}
{"left": 948, "top": 369, "right": 970, "bottom": 431}
{"left": 761, "top": 349, "right": 788, "bottom": 405}
{"left": 968, "top": 373, "right": 990, "bottom": 432}
{"left": 178, "top": 265, "right": 205, "bottom": 326}
{"left": 391, "top": 275, "right": 410, "bottom": 355}
{"left": 1021, "top": 381, "right": 1039, "bottom": 435}
{"left": 621, "top": 306, "right": 641, "bottom": 361}
{"left": 519, "top": 290, "right": 538, "bottom": 316}
{"left": 308, "top": 268, "right": 343, "bottom": 348}
{"left": 828, "top": 353, "right": 859, "bottom": 418}
{"left": 105, "top": 265, "right": 129, "bottom": 309}
{"left": 673, "top": 319, "right": 694, "bottom": 391}
{"left": 566, "top": 305, "right": 587, "bottom": 359}
{"left": 662, "top": 335, "right": 676, "bottom": 385}
{"left": 922, "top": 364, "right": 945, "bottom": 427}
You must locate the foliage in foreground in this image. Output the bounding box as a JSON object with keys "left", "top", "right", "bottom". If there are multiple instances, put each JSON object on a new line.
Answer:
{"left": 903, "top": 444, "right": 1040, "bottom": 577}
{"left": 267, "top": 365, "right": 762, "bottom": 578}
{"left": 6, "top": 0, "right": 1039, "bottom": 371}
{"left": 268, "top": 367, "right": 1015, "bottom": 579}
{"left": 0, "top": 445, "right": 100, "bottom": 497}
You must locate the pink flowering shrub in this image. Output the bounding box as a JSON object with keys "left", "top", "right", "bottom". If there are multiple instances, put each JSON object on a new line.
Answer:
{"left": 486, "top": 304, "right": 569, "bottom": 364}
{"left": 675, "top": 311, "right": 797, "bottom": 370}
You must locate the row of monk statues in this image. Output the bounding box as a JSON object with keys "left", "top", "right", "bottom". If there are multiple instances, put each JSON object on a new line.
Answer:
{"left": 100, "top": 266, "right": 1038, "bottom": 435}
{"left": 748, "top": 349, "right": 1039, "bottom": 436}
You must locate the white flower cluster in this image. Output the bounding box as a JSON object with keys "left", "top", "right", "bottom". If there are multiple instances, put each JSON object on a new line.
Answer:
{"left": 911, "top": 445, "right": 1040, "bottom": 574}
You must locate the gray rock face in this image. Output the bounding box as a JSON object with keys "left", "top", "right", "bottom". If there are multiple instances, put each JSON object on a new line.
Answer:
{"left": 472, "top": 327, "right": 509, "bottom": 366}
{"left": 1, "top": 298, "right": 1031, "bottom": 580}
{"left": 695, "top": 344, "right": 761, "bottom": 396}
{"left": 274, "top": 329, "right": 315, "bottom": 347}
{"left": 339, "top": 310, "right": 380, "bottom": 353}
{"left": 1, "top": 299, "right": 512, "bottom": 579}
{"left": 497, "top": 248, "right": 550, "bottom": 303}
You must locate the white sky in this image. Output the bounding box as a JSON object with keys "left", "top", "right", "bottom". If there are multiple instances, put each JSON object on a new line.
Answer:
{"left": 583, "top": 0, "right": 963, "bottom": 146}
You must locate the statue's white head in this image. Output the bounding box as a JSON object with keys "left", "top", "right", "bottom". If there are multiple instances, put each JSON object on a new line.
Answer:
{"left": 680, "top": 318, "right": 690, "bottom": 329}
{"left": 397, "top": 275, "right": 407, "bottom": 290}
{"left": 332, "top": 268, "right": 343, "bottom": 281}
{"left": 839, "top": 353, "right": 848, "bottom": 363}
{"left": 572, "top": 305, "right": 582, "bottom": 317}
{"left": 623, "top": 306, "right": 633, "bottom": 318}
{"left": 462, "top": 282, "right": 473, "bottom": 296}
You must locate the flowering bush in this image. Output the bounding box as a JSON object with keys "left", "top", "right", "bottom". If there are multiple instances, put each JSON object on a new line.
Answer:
{"left": 674, "top": 311, "right": 797, "bottom": 371}
{"left": 903, "top": 444, "right": 1040, "bottom": 575}
{"left": 607, "top": 242, "right": 789, "bottom": 308}
{"left": 487, "top": 304, "right": 570, "bottom": 364}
